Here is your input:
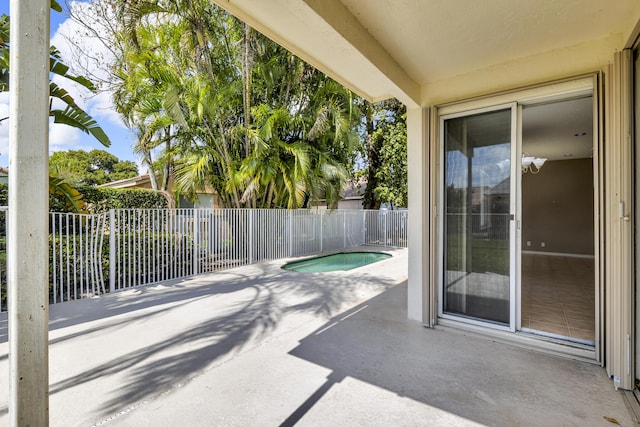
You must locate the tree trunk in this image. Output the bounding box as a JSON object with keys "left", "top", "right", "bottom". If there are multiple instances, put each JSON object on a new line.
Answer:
{"left": 242, "top": 23, "right": 253, "bottom": 158}
{"left": 143, "top": 149, "right": 159, "bottom": 191}
{"left": 162, "top": 126, "right": 172, "bottom": 192}
{"left": 363, "top": 102, "right": 381, "bottom": 209}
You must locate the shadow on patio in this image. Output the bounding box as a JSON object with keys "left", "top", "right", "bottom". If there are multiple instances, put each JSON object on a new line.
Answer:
{"left": 283, "top": 284, "right": 631, "bottom": 426}
{"left": 0, "top": 247, "right": 407, "bottom": 426}
{"left": 0, "top": 247, "right": 632, "bottom": 426}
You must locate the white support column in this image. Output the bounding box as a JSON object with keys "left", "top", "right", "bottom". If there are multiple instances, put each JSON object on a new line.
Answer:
{"left": 8, "top": 0, "right": 51, "bottom": 425}
{"left": 406, "top": 107, "right": 430, "bottom": 323}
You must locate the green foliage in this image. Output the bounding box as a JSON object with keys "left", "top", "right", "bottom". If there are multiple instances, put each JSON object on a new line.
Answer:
{"left": 0, "top": 182, "right": 167, "bottom": 213}
{"left": 75, "top": 186, "right": 168, "bottom": 213}
{"left": 371, "top": 107, "right": 407, "bottom": 208}
{"left": 0, "top": 15, "right": 9, "bottom": 92}
{"left": 50, "top": 149, "right": 138, "bottom": 186}
{"left": 0, "top": 180, "right": 167, "bottom": 309}
{"left": 46, "top": 231, "right": 191, "bottom": 303}
{"left": 359, "top": 99, "right": 407, "bottom": 209}
{"left": 49, "top": 176, "right": 86, "bottom": 213}
{"left": 108, "top": 1, "right": 358, "bottom": 208}
{"left": 0, "top": 9, "right": 111, "bottom": 146}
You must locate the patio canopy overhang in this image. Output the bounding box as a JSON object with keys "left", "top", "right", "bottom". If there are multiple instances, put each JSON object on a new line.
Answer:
{"left": 210, "top": 0, "right": 640, "bottom": 393}
{"left": 214, "top": 0, "right": 640, "bottom": 106}
{"left": 8, "top": 1, "right": 640, "bottom": 423}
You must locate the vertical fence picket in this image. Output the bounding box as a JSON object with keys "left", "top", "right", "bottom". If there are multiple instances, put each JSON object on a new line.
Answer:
{"left": 51, "top": 213, "right": 57, "bottom": 304}
{"left": 193, "top": 209, "right": 199, "bottom": 275}
{"left": 0, "top": 207, "right": 6, "bottom": 312}
{"left": 0, "top": 207, "right": 406, "bottom": 313}
{"left": 80, "top": 216, "right": 86, "bottom": 299}
{"left": 109, "top": 210, "right": 115, "bottom": 293}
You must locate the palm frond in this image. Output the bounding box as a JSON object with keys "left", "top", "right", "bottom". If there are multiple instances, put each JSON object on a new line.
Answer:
{"left": 50, "top": 47, "right": 96, "bottom": 91}
{"left": 308, "top": 105, "right": 329, "bottom": 140}
{"left": 163, "top": 85, "right": 188, "bottom": 127}
{"left": 50, "top": 0, "right": 62, "bottom": 13}
{"left": 174, "top": 151, "right": 218, "bottom": 198}
{"left": 49, "top": 176, "right": 86, "bottom": 213}
{"left": 49, "top": 81, "right": 82, "bottom": 110}
{"left": 50, "top": 105, "right": 111, "bottom": 147}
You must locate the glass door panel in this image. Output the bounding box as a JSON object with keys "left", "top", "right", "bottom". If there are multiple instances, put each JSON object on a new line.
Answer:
{"left": 443, "top": 108, "right": 512, "bottom": 325}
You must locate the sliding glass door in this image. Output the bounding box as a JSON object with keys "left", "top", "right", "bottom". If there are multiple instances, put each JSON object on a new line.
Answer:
{"left": 442, "top": 105, "right": 516, "bottom": 327}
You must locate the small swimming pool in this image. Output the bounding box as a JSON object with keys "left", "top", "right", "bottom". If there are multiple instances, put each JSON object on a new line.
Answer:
{"left": 282, "top": 251, "right": 392, "bottom": 273}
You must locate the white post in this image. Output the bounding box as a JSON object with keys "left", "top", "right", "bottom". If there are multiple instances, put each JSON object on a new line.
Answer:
{"left": 289, "top": 209, "right": 293, "bottom": 256}
{"left": 384, "top": 213, "right": 388, "bottom": 246}
{"left": 362, "top": 211, "right": 366, "bottom": 246}
{"left": 248, "top": 209, "right": 254, "bottom": 264}
{"left": 343, "top": 210, "right": 347, "bottom": 248}
{"left": 109, "top": 209, "right": 116, "bottom": 293}
{"left": 319, "top": 211, "right": 323, "bottom": 253}
{"left": 193, "top": 210, "right": 199, "bottom": 275}
{"left": 8, "top": 0, "right": 50, "bottom": 425}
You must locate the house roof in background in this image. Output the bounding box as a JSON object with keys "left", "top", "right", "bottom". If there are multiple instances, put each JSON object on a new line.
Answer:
{"left": 99, "top": 174, "right": 152, "bottom": 189}
{"left": 342, "top": 179, "right": 367, "bottom": 200}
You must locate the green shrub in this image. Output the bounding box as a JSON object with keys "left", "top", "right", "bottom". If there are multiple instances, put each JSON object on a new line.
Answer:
{"left": 110, "top": 233, "right": 193, "bottom": 288}
{"left": 0, "top": 182, "right": 168, "bottom": 213}
{"left": 76, "top": 185, "right": 168, "bottom": 213}
{"left": 0, "top": 183, "right": 169, "bottom": 309}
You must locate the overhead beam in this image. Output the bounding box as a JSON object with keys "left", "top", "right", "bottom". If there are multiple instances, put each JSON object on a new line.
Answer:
{"left": 302, "top": 0, "right": 420, "bottom": 106}
{"left": 213, "top": 0, "right": 421, "bottom": 107}
{"left": 8, "top": 0, "right": 50, "bottom": 425}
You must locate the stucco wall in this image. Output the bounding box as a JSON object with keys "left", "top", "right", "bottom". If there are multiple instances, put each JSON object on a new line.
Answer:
{"left": 521, "top": 158, "right": 594, "bottom": 255}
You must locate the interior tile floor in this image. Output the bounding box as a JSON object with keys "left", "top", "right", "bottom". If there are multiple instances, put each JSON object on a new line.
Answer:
{"left": 521, "top": 253, "right": 595, "bottom": 345}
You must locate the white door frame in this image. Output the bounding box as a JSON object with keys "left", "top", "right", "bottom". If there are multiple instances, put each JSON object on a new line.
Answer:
{"left": 435, "top": 76, "right": 600, "bottom": 359}
{"left": 438, "top": 102, "right": 517, "bottom": 332}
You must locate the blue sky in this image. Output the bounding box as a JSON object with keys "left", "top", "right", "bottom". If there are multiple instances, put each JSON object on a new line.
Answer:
{"left": 0, "top": 1, "right": 142, "bottom": 171}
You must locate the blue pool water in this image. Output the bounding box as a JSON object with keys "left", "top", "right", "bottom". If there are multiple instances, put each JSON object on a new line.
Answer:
{"left": 282, "top": 251, "right": 391, "bottom": 272}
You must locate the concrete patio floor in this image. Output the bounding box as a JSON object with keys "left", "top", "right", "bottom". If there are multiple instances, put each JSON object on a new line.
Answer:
{"left": 0, "top": 247, "right": 635, "bottom": 426}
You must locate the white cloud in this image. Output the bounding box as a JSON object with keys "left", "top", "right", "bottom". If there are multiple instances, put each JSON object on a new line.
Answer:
{"left": 0, "top": 2, "right": 137, "bottom": 167}
{"left": 51, "top": 1, "right": 117, "bottom": 87}
{"left": 49, "top": 121, "right": 82, "bottom": 153}
{"left": 86, "top": 90, "right": 124, "bottom": 126}
{"left": 0, "top": 94, "right": 87, "bottom": 162}
{"left": 49, "top": 1, "right": 131, "bottom": 140}
{"left": 135, "top": 158, "right": 148, "bottom": 176}
{"left": 0, "top": 95, "right": 73, "bottom": 163}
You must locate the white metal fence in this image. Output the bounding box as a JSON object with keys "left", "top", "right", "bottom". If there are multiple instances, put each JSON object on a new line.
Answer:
{"left": 51, "top": 212, "right": 108, "bottom": 303}
{"left": 0, "top": 209, "right": 107, "bottom": 312}
{"left": 0, "top": 208, "right": 407, "bottom": 312}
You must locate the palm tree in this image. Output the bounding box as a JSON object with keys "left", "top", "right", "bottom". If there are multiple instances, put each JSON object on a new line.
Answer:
{"left": 0, "top": 10, "right": 111, "bottom": 147}
{"left": 108, "top": 0, "right": 360, "bottom": 209}
{"left": 0, "top": 1, "right": 112, "bottom": 212}
{"left": 174, "top": 21, "right": 359, "bottom": 208}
